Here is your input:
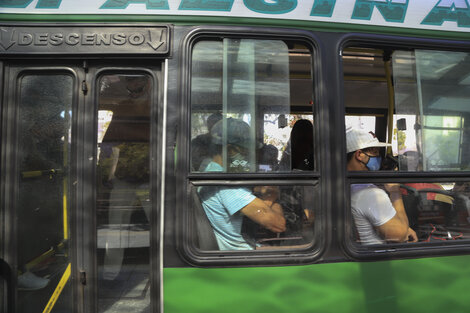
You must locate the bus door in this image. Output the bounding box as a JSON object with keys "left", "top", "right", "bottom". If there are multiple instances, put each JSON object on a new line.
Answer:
{"left": 1, "top": 62, "right": 82, "bottom": 313}
{"left": 84, "top": 64, "right": 159, "bottom": 313}
{"left": 1, "top": 62, "right": 161, "bottom": 313}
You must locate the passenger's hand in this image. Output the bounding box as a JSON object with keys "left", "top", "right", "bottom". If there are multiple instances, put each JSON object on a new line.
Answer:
{"left": 406, "top": 228, "right": 418, "bottom": 242}
{"left": 270, "top": 202, "right": 283, "bottom": 215}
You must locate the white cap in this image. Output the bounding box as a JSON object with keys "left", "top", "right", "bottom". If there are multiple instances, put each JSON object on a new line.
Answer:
{"left": 346, "top": 127, "right": 391, "bottom": 153}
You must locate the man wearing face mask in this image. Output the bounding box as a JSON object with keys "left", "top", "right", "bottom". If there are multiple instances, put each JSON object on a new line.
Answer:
{"left": 197, "top": 118, "right": 286, "bottom": 250}
{"left": 346, "top": 127, "right": 418, "bottom": 245}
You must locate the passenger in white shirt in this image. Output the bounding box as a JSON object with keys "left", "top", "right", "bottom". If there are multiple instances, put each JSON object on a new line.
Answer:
{"left": 346, "top": 127, "right": 418, "bottom": 244}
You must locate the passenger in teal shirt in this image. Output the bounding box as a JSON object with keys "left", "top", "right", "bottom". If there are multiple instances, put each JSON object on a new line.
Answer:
{"left": 198, "top": 118, "right": 286, "bottom": 250}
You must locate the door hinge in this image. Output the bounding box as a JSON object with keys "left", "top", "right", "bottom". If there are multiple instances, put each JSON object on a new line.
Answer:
{"left": 79, "top": 270, "right": 87, "bottom": 285}
{"left": 81, "top": 80, "right": 88, "bottom": 95}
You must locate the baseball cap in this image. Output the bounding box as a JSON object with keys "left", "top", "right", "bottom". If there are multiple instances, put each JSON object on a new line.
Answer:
{"left": 346, "top": 126, "right": 391, "bottom": 153}
{"left": 211, "top": 118, "right": 254, "bottom": 149}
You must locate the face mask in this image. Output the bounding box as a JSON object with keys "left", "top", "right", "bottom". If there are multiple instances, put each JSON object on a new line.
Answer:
{"left": 229, "top": 152, "right": 250, "bottom": 172}
{"left": 365, "top": 155, "right": 382, "bottom": 171}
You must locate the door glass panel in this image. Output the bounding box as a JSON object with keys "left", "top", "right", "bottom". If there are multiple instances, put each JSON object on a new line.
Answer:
{"left": 17, "top": 74, "right": 73, "bottom": 313}
{"left": 96, "top": 74, "right": 151, "bottom": 313}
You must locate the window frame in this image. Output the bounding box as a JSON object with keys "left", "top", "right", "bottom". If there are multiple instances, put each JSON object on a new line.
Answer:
{"left": 177, "top": 26, "right": 327, "bottom": 266}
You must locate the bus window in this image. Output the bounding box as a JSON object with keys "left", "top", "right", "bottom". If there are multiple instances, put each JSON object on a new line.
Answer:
{"left": 187, "top": 38, "right": 317, "bottom": 254}
{"left": 344, "top": 47, "right": 470, "bottom": 249}
{"left": 96, "top": 73, "right": 151, "bottom": 312}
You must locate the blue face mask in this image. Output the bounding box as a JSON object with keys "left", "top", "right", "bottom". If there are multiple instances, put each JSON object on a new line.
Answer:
{"left": 365, "top": 155, "right": 382, "bottom": 171}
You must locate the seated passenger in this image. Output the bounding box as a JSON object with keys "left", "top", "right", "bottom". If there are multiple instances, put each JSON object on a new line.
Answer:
{"left": 280, "top": 119, "right": 314, "bottom": 171}
{"left": 346, "top": 127, "right": 417, "bottom": 245}
{"left": 198, "top": 118, "right": 286, "bottom": 250}
{"left": 257, "top": 144, "right": 279, "bottom": 172}
{"left": 191, "top": 113, "right": 222, "bottom": 171}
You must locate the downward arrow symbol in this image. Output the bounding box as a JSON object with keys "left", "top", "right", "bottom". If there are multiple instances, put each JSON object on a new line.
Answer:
{"left": 147, "top": 30, "right": 164, "bottom": 51}
{"left": 0, "top": 28, "right": 15, "bottom": 51}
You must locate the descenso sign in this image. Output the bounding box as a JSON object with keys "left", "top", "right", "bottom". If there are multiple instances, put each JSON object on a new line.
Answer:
{"left": 0, "top": 0, "right": 470, "bottom": 33}
{"left": 0, "top": 26, "right": 169, "bottom": 54}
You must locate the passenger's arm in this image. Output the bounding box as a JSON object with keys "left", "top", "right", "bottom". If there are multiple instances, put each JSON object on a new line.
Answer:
{"left": 377, "top": 184, "right": 417, "bottom": 242}
{"left": 376, "top": 216, "right": 412, "bottom": 242}
{"left": 240, "top": 198, "right": 286, "bottom": 233}
{"left": 253, "top": 186, "right": 279, "bottom": 203}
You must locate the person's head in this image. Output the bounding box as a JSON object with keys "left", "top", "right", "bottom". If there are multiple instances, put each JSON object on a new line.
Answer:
{"left": 206, "top": 113, "right": 223, "bottom": 132}
{"left": 290, "top": 119, "right": 314, "bottom": 170}
{"left": 291, "top": 119, "right": 313, "bottom": 149}
{"left": 258, "top": 144, "right": 278, "bottom": 166}
{"left": 211, "top": 118, "right": 254, "bottom": 171}
{"left": 346, "top": 127, "right": 391, "bottom": 171}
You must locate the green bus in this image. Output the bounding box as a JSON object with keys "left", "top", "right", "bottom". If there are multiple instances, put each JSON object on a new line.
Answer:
{"left": 1, "top": 1, "right": 470, "bottom": 312}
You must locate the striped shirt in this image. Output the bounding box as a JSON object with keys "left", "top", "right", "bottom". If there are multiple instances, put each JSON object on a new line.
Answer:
{"left": 198, "top": 161, "right": 256, "bottom": 250}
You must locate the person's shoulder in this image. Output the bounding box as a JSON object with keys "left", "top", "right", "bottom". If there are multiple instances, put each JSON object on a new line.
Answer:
{"left": 204, "top": 161, "right": 223, "bottom": 172}
{"left": 351, "top": 183, "right": 376, "bottom": 193}
{"left": 353, "top": 184, "right": 388, "bottom": 198}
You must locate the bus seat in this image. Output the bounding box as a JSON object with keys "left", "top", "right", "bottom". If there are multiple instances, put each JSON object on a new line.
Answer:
{"left": 400, "top": 184, "right": 420, "bottom": 231}
{"left": 191, "top": 189, "right": 219, "bottom": 250}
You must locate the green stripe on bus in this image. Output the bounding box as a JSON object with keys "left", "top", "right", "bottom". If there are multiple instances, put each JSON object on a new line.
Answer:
{"left": 164, "top": 255, "right": 470, "bottom": 313}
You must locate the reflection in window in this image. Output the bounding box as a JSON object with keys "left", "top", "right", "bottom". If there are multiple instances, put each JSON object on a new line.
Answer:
{"left": 193, "top": 184, "right": 316, "bottom": 251}
{"left": 96, "top": 74, "right": 151, "bottom": 313}
{"left": 190, "top": 40, "right": 314, "bottom": 172}
{"left": 351, "top": 181, "right": 470, "bottom": 245}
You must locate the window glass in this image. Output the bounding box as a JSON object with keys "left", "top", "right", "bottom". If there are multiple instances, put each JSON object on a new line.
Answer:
{"left": 192, "top": 184, "right": 316, "bottom": 251}
{"left": 350, "top": 181, "right": 470, "bottom": 245}
{"left": 189, "top": 38, "right": 317, "bottom": 254}
{"left": 393, "top": 50, "right": 470, "bottom": 171}
{"left": 344, "top": 47, "right": 470, "bottom": 248}
{"left": 96, "top": 74, "right": 151, "bottom": 312}
{"left": 190, "top": 40, "right": 314, "bottom": 172}
{"left": 344, "top": 48, "right": 470, "bottom": 173}
{"left": 17, "top": 74, "right": 73, "bottom": 312}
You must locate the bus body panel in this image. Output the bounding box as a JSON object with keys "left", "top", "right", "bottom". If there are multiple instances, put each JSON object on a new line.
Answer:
{"left": 164, "top": 255, "right": 470, "bottom": 313}
{"left": 1, "top": 3, "right": 470, "bottom": 313}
